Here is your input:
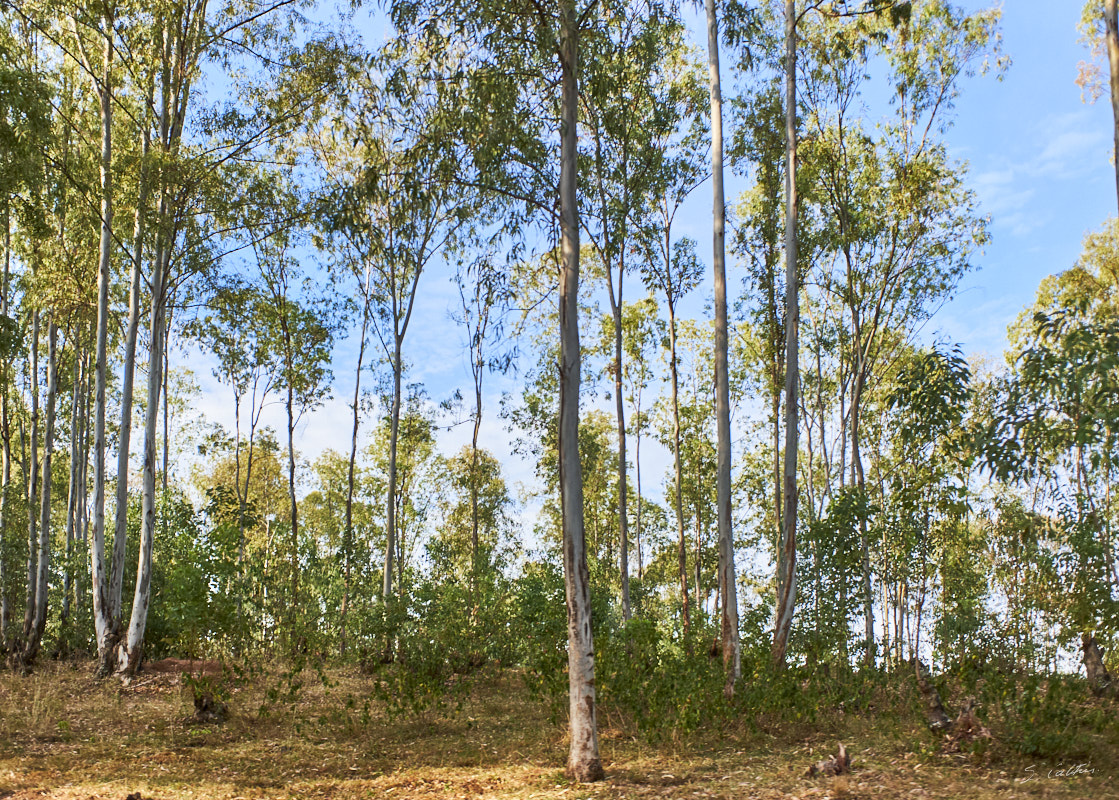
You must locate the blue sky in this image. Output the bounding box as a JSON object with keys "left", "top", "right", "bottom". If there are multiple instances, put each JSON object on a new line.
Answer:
{"left": 931, "top": 0, "right": 1114, "bottom": 356}
{"left": 182, "top": 0, "right": 1115, "bottom": 504}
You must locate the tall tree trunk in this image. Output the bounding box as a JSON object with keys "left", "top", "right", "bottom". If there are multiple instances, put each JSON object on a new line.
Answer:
{"left": 634, "top": 394, "right": 642, "bottom": 583}
{"left": 773, "top": 0, "right": 799, "bottom": 670}
{"left": 607, "top": 261, "right": 630, "bottom": 622}
{"left": 341, "top": 268, "right": 372, "bottom": 657}
{"left": 22, "top": 320, "right": 57, "bottom": 668}
{"left": 119, "top": 244, "right": 167, "bottom": 675}
{"left": 75, "top": 352, "right": 91, "bottom": 612}
{"left": 112, "top": 106, "right": 150, "bottom": 622}
{"left": 706, "top": 0, "right": 739, "bottom": 691}
{"left": 118, "top": 0, "right": 201, "bottom": 675}
{"left": 0, "top": 208, "right": 11, "bottom": 651}
{"left": 1106, "top": 0, "right": 1119, "bottom": 213}
{"left": 285, "top": 364, "right": 299, "bottom": 641}
{"left": 161, "top": 318, "right": 171, "bottom": 535}
{"left": 23, "top": 310, "right": 40, "bottom": 647}
{"left": 667, "top": 298, "right": 690, "bottom": 636}
{"left": 61, "top": 337, "right": 80, "bottom": 638}
{"left": 559, "top": 1, "right": 603, "bottom": 781}
{"left": 850, "top": 363, "right": 874, "bottom": 668}
{"left": 90, "top": 7, "right": 116, "bottom": 678}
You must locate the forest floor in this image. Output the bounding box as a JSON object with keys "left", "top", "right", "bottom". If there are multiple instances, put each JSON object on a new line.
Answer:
{"left": 0, "top": 660, "right": 1116, "bottom": 800}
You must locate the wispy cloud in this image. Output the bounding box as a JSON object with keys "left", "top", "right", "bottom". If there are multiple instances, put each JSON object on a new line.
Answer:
{"left": 972, "top": 110, "right": 1109, "bottom": 234}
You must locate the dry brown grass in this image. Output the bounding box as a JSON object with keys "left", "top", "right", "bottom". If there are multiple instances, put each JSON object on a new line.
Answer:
{"left": 0, "top": 661, "right": 1115, "bottom": 800}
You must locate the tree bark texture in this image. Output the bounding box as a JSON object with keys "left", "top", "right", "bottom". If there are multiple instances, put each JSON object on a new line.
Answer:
{"left": 22, "top": 321, "right": 57, "bottom": 667}
{"left": 90, "top": 8, "right": 116, "bottom": 677}
{"left": 773, "top": 0, "right": 799, "bottom": 670}
{"left": 559, "top": 2, "right": 604, "bottom": 781}
{"left": 706, "top": 0, "right": 739, "bottom": 691}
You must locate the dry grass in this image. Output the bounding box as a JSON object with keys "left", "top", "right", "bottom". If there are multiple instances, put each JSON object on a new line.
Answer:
{"left": 0, "top": 661, "right": 1115, "bottom": 800}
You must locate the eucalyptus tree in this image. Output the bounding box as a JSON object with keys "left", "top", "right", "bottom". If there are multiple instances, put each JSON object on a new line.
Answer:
{"left": 796, "top": 0, "right": 996, "bottom": 666}
{"left": 617, "top": 295, "right": 660, "bottom": 583}
{"left": 105, "top": 0, "right": 346, "bottom": 675}
{"left": 731, "top": 80, "right": 789, "bottom": 651}
{"left": 882, "top": 344, "right": 972, "bottom": 669}
{"left": 642, "top": 237, "right": 703, "bottom": 636}
{"left": 580, "top": 0, "right": 693, "bottom": 625}
{"left": 389, "top": 0, "right": 608, "bottom": 774}
{"left": 0, "top": 18, "right": 50, "bottom": 657}
{"left": 430, "top": 445, "right": 514, "bottom": 643}
{"left": 366, "top": 398, "right": 439, "bottom": 593}
{"left": 187, "top": 279, "right": 284, "bottom": 619}
{"left": 600, "top": 47, "right": 704, "bottom": 640}
{"left": 235, "top": 178, "right": 337, "bottom": 643}
{"left": 652, "top": 317, "right": 719, "bottom": 617}
{"left": 704, "top": 0, "right": 740, "bottom": 694}
{"left": 314, "top": 50, "right": 470, "bottom": 605}
{"left": 996, "top": 223, "right": 1119, "bottom": 689}
{"left": 58, "top": 0, "right": 119, "bottom": 677}
{"left": 775, "top": 0, "right": 800, "bottom": 671}
{"left": 454, "top": 258, "right": 513, "bottom": 607}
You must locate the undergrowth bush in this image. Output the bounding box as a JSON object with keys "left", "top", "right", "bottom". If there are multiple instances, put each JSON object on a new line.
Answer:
{"left": 980, "top": 671, "right": 1114, "bottom": 759}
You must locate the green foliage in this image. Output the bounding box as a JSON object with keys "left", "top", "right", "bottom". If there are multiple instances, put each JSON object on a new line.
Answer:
{"left": 146, "top": 490, "right": 240, "bottom": 659}
{"left": 597, "top": 616, "right": 726, "bottom": 739}
{"left": 984, "top": 672, "right": 1114, "bottom": 759}
{"left": 512, "top": 561, "right": 569, "bottom": 721}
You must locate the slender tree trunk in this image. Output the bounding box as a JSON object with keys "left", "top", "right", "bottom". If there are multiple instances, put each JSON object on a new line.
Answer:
{"left": 341, "top": 269, "right": 371, "bottom": 657}
{"left": 634, "top": 395, "right": 642, "bottom": 583}
{"left": 90, "top": 8, "right": 116, "bottom": 677}
{"left": 706, "top": 0, "right": 739, "bottom": 690}
{"left": 607, "top": 265, "right": 630, "bottom": 622}
{"left": 112, "top": 108, "right": 150, "bottom": 622}
{"left": 119, "top": 235, "right": 168, "bottom": 676}
{"left": 76, "top": 352, "right": 90, "bottom": 610}
{"left": 773, "top": 0, "right": 799, "bottom": 670}
{"left": 285, "top": 364, "right": 299, "bottom": 641}
{"left": 383, "top": 343, "right": 403, "bottom": 600}
{"left": 233, "top": 392, "right": 245, "bottom": 627}
{"left": 850, "top": 364, "right": 874, "bottom": 668}
{"left": 22, "top": 320, "right": 57, "bottom": 668}
{"left": 559, "top": 2, "right": 603, "bottom": 780}
{"left": 470, "top": 380, "right": 482, "bottom": 603}
{"left": 667, "top": 298, "right": 690, "bottom": 637}
{"left": 61, "top": 337, "right": 80, "bottom": 637}
{"left": 0, "top": 208, "right": 10, "bottom": 650}
{"left": 1106, "top": 0, "right": 1119, "bottom": 213}
{"left": 23, "top": 310, "right": 40, "bottom": 646}
{"left": 161, "top": 321, "right": 171, "bottom": 535}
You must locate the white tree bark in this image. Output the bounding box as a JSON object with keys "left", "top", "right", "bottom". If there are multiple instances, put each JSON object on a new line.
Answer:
{"left": 90, "top": 7, "right": 117, "bottom": 678}
{"left": 773, "top": 0, "right": 799, "bottom": 670}
{"left": 559, "top": 0, "right": 603, "bottom": 781}
{"left": 23, "top": 311, "right": 40, "bottom": 648}
{"left": 112, "top": 102, "right": 152, "bottom": 621}
{"left": 119, "top": 245, "right": 167, "bottom": 674}
{"left": 22, "top": 320, "right": 57, "bottom": 667}
{"left": 706, "top": 0, "right": 739, "bottom": 692}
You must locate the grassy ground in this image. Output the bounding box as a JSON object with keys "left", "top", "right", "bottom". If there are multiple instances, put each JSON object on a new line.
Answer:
{"left": 0, "top": 661, "right": 1116, "bottom": 800}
